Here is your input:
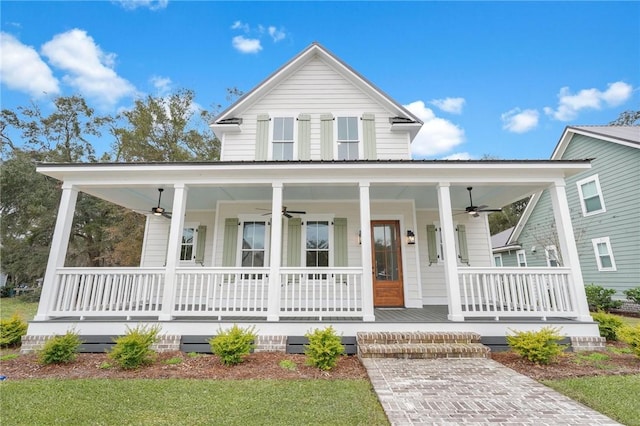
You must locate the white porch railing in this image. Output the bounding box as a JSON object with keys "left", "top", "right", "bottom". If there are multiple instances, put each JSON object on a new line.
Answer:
{"left": 279, "top": 268, "right": 363, "bottom": 318}
{"left": 458, "top": 267, "right": 578, "bottom": 320}
{"left": 173, "top": 268, "right": 269, "bottom": 317}
{"left": 50, "top": 268, "right": 165, "bottom": 318}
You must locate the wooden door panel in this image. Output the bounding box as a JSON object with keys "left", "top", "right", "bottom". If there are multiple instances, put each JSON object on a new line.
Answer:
{"left": 371, "top": 221, "right": 404, "bottom": 307}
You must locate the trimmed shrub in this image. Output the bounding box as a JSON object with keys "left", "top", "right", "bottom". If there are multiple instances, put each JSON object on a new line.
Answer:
{"left": 591, "top": 311, "right": 624, "bottom": 341}
{"left": 624, "top": 287, "right": 640, "bottom": 305}
{"left": 209, "top": 324, "right": 256, "bottom": 366}
{"left": 506, "top": 326, "right": 567, "bottom": 365}
{"left": 304, "top": 326, "right": 345, "bottom": 371}
{"left": 108, "top": 325, "right": 160, "bottom": 369}
{"left": 39, "top": 331, "right": 82, "bottom": 365}
{"left": 585, "top": 284, "right": 622, "bottom": 312}
{"left": 0, "top": 314, "right": 28, "bottom": 347}
{"left": 617, "top": 324, "right": 640, "bottom": 359}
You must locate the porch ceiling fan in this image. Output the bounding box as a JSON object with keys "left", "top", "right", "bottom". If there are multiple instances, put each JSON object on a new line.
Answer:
{"left": 151, "top": 188, "right": 172, "bottom": 219}
{"left": 463, "top": 187, "right": 502, "bottom": 217}
{"left": 258, "top": 206, "right": 306, "bottom": 219}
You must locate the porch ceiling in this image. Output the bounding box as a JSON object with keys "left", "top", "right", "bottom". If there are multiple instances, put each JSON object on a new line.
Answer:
{"left": 75, "top": 183, "right": 544, "bottom": 214}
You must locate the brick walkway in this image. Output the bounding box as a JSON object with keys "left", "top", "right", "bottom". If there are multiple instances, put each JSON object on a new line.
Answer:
{"left": 362, "top": 358, "right": 621, "bottom": 425}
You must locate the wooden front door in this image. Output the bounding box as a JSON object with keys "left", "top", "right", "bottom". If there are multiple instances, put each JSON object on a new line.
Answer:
{"left": 371, "top": 220, "right": 404, "bottom": 307}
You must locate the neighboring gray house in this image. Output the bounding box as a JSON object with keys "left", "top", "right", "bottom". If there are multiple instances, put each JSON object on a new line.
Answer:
{"left": 508, "top": 126, "right": 640, "bottom": 299}
{"left": 491, "top": 227, "right": 528, "bottom": 268}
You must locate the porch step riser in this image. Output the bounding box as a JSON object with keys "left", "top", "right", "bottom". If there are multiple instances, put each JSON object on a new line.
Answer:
{"left": 357, "top": 331, "right": 482, "bottom": 345}
{"left": 358, "top": 343, "right": 490, "bottom": 359}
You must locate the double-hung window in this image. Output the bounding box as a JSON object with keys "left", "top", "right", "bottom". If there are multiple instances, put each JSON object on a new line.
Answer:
{"left": 545, "top": 245, "right": 560, "bottom": 267}
{"left": 180, "top": 223, "right": 198, "bottom": 262}
{"left": 516, "top": 249, "right": 527, "bottom": 267}
{"left": 305, "top": 221, "right": 330, "bottom": 268}
{"left": 272, "top": 116, "right": 294, "bottom": 160}
{"left": 577, "top": 175, "right": 606, "bottom": 216}
{"left": 592, "top": 237, "right": 616, "bottom": 271}
{"left": 241, "top": 221, "right": 267, "bottom": 267}
{"left": 493, "top": 254, "right": 503, "bottom": 267}
{"left": 336, "top": 116, "right": 359, "bottom": 160}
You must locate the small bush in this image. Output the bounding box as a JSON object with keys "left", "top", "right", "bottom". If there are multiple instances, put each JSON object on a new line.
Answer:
{"left": 209, "top": 325, "right": 256, "bottom": 366}
{"left": 304, "top": 326, "right": 345, "bottom": 371}
{"left": 39, "top": 331, "right": 82, "bottom": 365}
{"left": 0, "top": 314, "right": 28, "bottom": 347}
{"left": 624, "top": 287, "right": 640, "bottom": 305}
{"left": 506, "top": 326, "right": 567, "bottom": 365}
{"left": 617, "top": 324, "right": 640, "bottom": 358}
{"left": 279, "top": 359, "right": 297, "bottom": 371}
{"left": 108, "top": 325, "right": 160, "bottom": 369}
{"left": 585, "top": 284, "right": 622, "bottom": 312}
{"left": 591, "top": 311, "right": 624, "bottom": 341}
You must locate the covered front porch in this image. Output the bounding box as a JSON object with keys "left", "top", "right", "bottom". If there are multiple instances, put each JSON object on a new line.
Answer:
{"left": 31, "top": 160, "right": 595, "bottom": 334}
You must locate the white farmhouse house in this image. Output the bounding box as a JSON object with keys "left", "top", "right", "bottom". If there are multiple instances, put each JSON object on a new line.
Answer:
{"left": 25, "top": 43, "right": 600, "bottom": 352}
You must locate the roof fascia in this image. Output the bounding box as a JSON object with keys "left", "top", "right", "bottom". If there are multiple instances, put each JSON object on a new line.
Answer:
{"left": 552, "top": 126, "right": 640, "bottom": 159}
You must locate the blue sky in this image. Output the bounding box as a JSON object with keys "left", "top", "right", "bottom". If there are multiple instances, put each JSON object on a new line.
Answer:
{"left": 1, "top": 1, "right": 639, "bottom": 160}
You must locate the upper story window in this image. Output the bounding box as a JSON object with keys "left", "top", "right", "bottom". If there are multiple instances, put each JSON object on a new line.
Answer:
{"left": 271, "top": 117, "right": 295, "bottom": 160}
{"left": 592, "top": 237, "right": 616, "bottom": 271}
{"left": 336, "top": 116, "right": 359, "bottom": 160}
{"left": 576, "top": 175, "right": 606, "bottom": 216}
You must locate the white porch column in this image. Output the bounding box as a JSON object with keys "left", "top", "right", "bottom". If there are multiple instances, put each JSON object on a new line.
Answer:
{"left": 159, "top": 184, "right": 188, "bottom": 321}
{"left": 437, "top": 183, "right": 464, "bottom": 321}
{"left": 359, "top": 182, "right": 375, "bottom": 321}
{"left": 266, "top": 182, "right": 283, "bottom": 321}
{"left": 34, "top": 183, "right": 79, "bottom": 321}
{"left": 549, "top": 181, "right": 592, "bottom": 321}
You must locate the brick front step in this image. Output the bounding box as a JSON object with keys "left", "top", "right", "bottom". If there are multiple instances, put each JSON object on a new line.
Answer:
{"left": 358, "top": 342, "right": 490, "bottom": 359}
{"left": 357, "top": 331, "right": 482, "bottom": 345}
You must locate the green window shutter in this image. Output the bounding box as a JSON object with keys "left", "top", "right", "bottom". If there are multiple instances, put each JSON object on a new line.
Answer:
{"left": 195, "top": 225, "right": 207, "bottom": 264}
{"left": 320, "top": 113, "right": 334, "bottom": 160}
{"left": 426, "top": 225, "right": 438, "bottom": 265}
{"left": 297, "top": 114, "right": 311, "bottom": 160}
{"left": 334, "top": 218, "right": 348, "bottom": 267}
{"left": 457, "top": 224, "right": 469, "bottom": 265}
{"left": 255, "top": 114, "right": 270, "bottom": 160}
{"left": 222, "top": 218, "right": 238, "bottom": 267}
{"left": 361, "top": 113, "right": 377, "bottom": 160}
{"left": 286, "top": 218, "right": 302, "bottom": 266}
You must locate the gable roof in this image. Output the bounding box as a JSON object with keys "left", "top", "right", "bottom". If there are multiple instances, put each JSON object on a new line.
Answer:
{"left": 491, "top": 227, "right": 521, "bottom": 253}
{"left": 509, "top": 125, "right": 639, "bottom": 244}
{"left": 211, "top": 42, "right": 423, "bottom": 140}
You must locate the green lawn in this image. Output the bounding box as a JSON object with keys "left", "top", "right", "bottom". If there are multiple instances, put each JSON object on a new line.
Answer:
{"left": 0, "top": 297, "right": 38, "bottom": 321}
{"left": 0, "top": 379, "right": 389, "bottom": 426}
{"left": 543, "top": 375, "right": 640, "bottom": 426}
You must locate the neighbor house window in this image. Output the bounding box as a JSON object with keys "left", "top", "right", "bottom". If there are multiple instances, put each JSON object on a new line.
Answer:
{"left": 272, "top": 117, "right": 294, "bottom": 160}
{"left": 336, "top": 116, "right": 359, "bottom": 160}
{"left": 592, "top": 237, "right": 616, "bottom": 271}
{"left": 306, "top": 221, "right": 330, "bottom": 267}
{"left": 576, "top": 175, "right": 606, "bottom": 216}
{"left": 516, "top": 249, "right": 527, "bottom": 267}
{"left": 545, "top": 245, "right": 560, "bottom": 267}
{"left": 493, "top": 254, "right": 503, "bottom": 267}
{"left": 180, "top": 223, "right": 198, "bottom": 262}
{"left": 241, "top": 221, "right": 266, "bottom": 267}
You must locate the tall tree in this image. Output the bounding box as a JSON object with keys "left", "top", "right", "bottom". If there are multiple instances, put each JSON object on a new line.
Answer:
{"left": 609, "top": 110, "right": 640, "bottom": 126}
{"left": 112, "top": 89, "right": 220, "bottom": 162}
{"left": 488, "top": 197, "right": 530, "bottom": 235}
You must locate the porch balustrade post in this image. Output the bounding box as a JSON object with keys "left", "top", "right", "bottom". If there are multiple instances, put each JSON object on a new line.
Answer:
{"left": 266, "top": 182, "right": 283, "bottom": 321}
{"left": 159, "top": 184, "right": 188, "bottom": 321}
{"left": 549, "top": 181, "right": 592, "bottom": 321}
{"left": 34, "top": 184, "right": 78, "bottom": 321}
{"left": 437, "top": 183, "right": 464, "bottom": 321}
{"left": 359, "top": 182, "right": 375, "bottom": 321}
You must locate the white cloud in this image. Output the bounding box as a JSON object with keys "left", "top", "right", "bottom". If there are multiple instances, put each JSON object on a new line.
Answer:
{"left": 113, "top": 0, "right": 168, "bottom": 11}
{"left": 501, "top": 108, "right": 539, "bottom": 133}
{"left": 232, "top": 36, "right": 262, "bottom": 54}
{"left": 404, "top": 100, "right": 465, "bottom": 158}
{"left": 268, "top": 26, "right": 286, "bottom": 42}
{"left": 150, "top": 75, "right": 171, "bottom": 95}
{"left": 544, "top": 81, "right": 633, "bottom": 121}
{"left": 41, "top": 29, "right": 136, "bottom": 108}
{"left": 231, "top": 21, "right": 250, "bottom": 33}
{"left": 0, "top": 32, "right": 60, "bottom": 97}
{"left": 430, "top": 97, "right": 465, "bottom": 114}
{"left": 441, "top": 152, "right": 472, "bottom": 160}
